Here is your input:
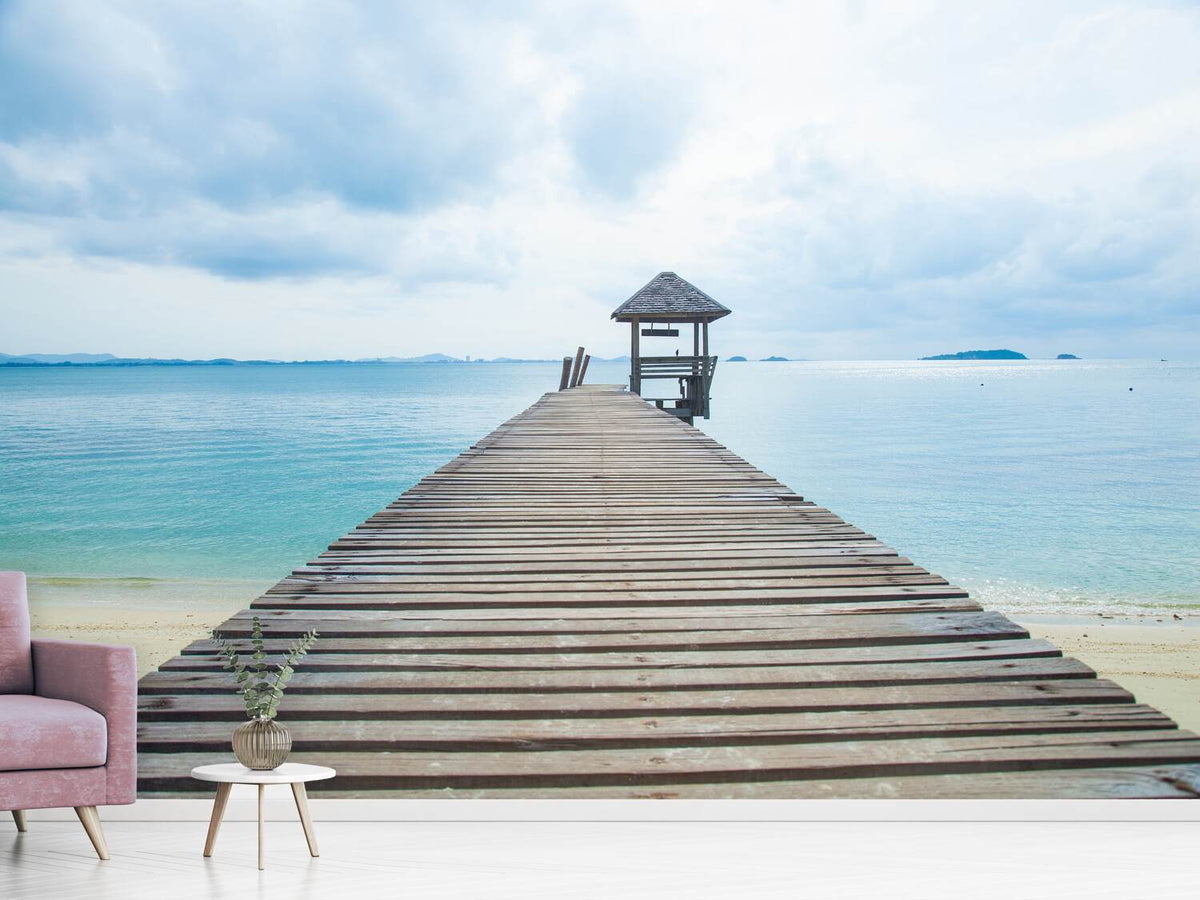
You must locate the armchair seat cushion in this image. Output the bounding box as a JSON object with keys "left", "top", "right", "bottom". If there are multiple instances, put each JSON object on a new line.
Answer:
{"left": 0, "top": 694, "right": 107, "bottom": 771}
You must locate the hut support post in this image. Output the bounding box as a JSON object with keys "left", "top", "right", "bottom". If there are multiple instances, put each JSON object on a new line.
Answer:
{"left": 630, "top": 319, "right": 641, "bottom": 394}
{"left": 700, "top": 321, "right": 712, "bottom": 418}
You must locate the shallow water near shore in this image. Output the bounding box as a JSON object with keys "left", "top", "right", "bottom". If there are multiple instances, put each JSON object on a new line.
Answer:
{"left": 705, "top": 358, "right": 1200, "bottom": 617}
{"left": 2, "top": 358, "right": 1197, "bottom": 617}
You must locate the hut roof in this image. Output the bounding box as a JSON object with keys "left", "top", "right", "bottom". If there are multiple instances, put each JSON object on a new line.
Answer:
{"left": 611, "top": 272, "right": 732, "bottom": 322}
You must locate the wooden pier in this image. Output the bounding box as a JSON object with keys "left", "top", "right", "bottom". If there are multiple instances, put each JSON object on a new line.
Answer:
{"left": 137, "top": 386, "right": 1200, "bottom": 798}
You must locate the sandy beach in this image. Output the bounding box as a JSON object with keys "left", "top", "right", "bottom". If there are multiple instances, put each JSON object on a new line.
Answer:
{"left": 25, "top": 577, "right": 1200, "bottom": 736}
{"left": 26, "top": 577, "right": 273, "bottom": 680}
{"left": 1018, "top": 616, "right": 1200, "bottom": 735}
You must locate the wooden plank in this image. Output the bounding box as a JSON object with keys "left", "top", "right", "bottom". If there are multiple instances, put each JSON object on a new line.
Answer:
{"left": 250, "top": 597, "right": 983, "bottom": 618}
{"left": 310, "top": 546, "right": 902, "bottom": 563}
{"left": 221, "top": 608, "right": 1006, "bottom": 631}
{"left": 137, "top": 679, "right": 1139, "bottom": 722}
{"left": 164, "top": 639, "right": 1060, "bottom": 671}
{"left": 266, "top": 574, "right": 954, "bottom": 595}
{"left": 251, "top": 598, "right": 980, "bottom": 617}
{"left": 274, "top": 566, "right": 935, "bottom": 588}
{"left": 215, "top": 766, "right": 1200, "bottom": 799}
{"left": 137, "top": 656, "right": 1100, "bottom": 695}
{"left": 252, "top": 585, "right": 972, "bottom": 611}
{"left": 138, "top": 705, "right": 1174, "bottom": 751}
{"left": 328, "top": 535, "right": 882, "bottom": 549}
{"left": 136, "top": 730, "right": 1200, "bottom": 790}
{"left": 202, "top": 610, "right": 1030, "bottom": 643}
{"left": 296, "top": 555, "right": 915, "bottom": 576}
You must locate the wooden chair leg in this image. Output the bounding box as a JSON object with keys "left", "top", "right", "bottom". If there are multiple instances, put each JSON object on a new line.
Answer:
{"left": 74, "top": 806, "right": 110, "bottom": 860}
{"left": 11, "top": 810, "right": 27, "bottom": 832}
{"left": 204, "top": 783, "right": 232, "bottom": 857}
{"left": 291, "top": 783, "right": 319, "bottom": 857}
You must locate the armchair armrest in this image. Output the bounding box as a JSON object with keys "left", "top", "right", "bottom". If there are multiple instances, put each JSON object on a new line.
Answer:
{"left": 31, "top": 639, "right": 137, "bottom": 805}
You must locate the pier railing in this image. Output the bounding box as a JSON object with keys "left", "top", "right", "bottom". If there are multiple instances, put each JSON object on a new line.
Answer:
{"left": 634, "top": 354, "right": 718, "bottom": 419}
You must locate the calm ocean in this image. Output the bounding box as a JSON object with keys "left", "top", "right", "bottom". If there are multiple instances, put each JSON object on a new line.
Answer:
{"left": 1, "top": 359, "right": 1197, "bottom": 616}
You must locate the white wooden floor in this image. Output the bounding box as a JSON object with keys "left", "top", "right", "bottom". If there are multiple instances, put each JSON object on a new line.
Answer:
{"left": 3, "top": 815, "right": 1196, "bottom": 899}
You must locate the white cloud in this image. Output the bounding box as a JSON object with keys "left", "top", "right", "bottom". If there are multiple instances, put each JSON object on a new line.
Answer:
{"left": 1, "top": 0, "right": 1198, "bottom": 359}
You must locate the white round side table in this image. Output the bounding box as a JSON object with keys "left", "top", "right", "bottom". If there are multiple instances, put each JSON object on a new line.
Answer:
{"left": 191, "top": 763, "right": 336, "bottom": 870}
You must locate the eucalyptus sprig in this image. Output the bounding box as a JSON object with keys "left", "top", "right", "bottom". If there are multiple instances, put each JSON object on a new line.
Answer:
{"left": 211, "top": 615, "right": 319, "bottom": 721}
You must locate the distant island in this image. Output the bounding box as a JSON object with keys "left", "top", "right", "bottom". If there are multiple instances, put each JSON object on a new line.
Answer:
{"left": 1056, "top": 353, "right": 1080, "bottom": 359}
{"left": 724, "top": 356, "right": 802, "bottom": 362}
{"left": 920, "top": 349, "right": 1027, "bottom": 361}
{"left": 0, "top": 352, "right": 630, "bottom": 368}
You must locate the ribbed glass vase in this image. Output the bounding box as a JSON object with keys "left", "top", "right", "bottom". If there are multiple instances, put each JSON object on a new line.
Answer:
{"left": 232, "top": 717, "right": 292, "bottom": 770}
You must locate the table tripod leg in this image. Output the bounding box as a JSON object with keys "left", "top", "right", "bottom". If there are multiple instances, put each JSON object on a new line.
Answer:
{"left": 258, "top": 784, "right": 265, "bottom": 871}
{"left": 291, "top": 783, "right": 319, "bottom": 857}
{"left": 203, "top": 783, "right": 232, "bottom": 857}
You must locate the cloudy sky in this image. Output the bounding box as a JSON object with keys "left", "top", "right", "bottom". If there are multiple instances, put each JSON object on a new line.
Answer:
{"left": 2, "top": 1, "right": 1198, "bottom": 360}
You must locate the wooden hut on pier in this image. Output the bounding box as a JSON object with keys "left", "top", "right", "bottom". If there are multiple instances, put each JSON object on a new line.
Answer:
{"left": 612, "top": 272, "right": 730, "bottom": 422}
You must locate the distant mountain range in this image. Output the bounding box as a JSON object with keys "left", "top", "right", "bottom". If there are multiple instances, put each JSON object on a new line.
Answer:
{"left": 9, "top": 351, "right": 1095, "bottom": 367}
{"left": 1, "top": 353, "right": 121, "bottom": 364}
{"left": 0, "top": 352, "right": 631, "bottom": 367}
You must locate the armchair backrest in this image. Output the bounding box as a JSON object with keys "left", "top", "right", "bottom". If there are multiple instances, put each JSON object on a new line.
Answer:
{"left": 0, "top": 571, "right": 34, "bottom": 693}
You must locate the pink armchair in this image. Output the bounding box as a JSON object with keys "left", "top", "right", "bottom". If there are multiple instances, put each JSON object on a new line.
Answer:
{"left": 0, "top": 571, "right": 136, "bottom": 859}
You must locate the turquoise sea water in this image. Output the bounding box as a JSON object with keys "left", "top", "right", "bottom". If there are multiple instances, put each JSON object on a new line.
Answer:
{"left": 1, "top": 359, "right": 1197, "bottom": 615}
